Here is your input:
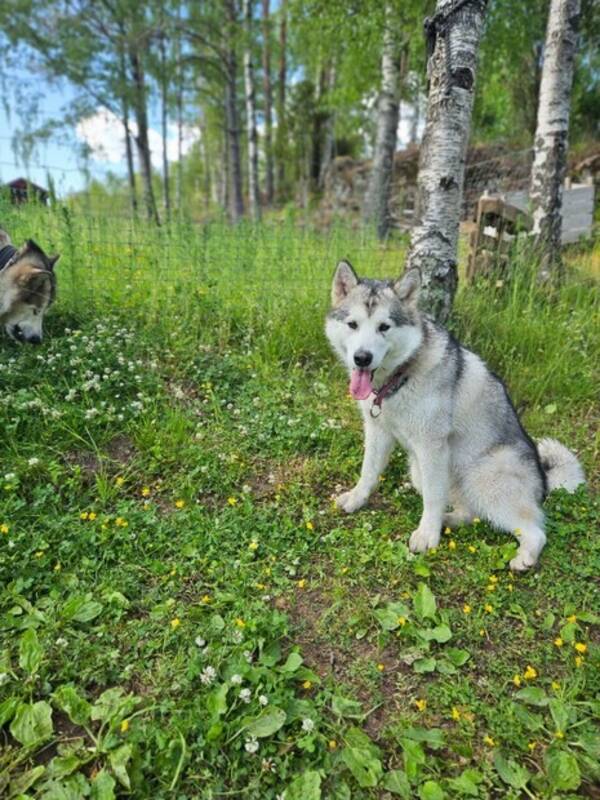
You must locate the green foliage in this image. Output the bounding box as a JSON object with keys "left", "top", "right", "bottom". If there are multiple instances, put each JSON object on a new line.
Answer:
{"left": 0, "top": 205, "right": 599, "bottom": 797}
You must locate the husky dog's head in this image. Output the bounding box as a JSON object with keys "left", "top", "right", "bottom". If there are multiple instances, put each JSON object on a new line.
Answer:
{"left": 326, "top": 260, "right": 423, "bottom": 400}
{"left": 0, "top": 239, "right": 59, "bottom": 344}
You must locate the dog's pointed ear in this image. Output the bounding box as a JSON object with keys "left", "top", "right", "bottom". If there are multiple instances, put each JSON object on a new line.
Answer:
{"left": 48, "top": 254, "right": 60, "bottom": 270}
{"left": 393, "top": 269, "right": 421, "bottom": 306}
{"left": 331, "top": 260, "right": 359, "bottom": 305}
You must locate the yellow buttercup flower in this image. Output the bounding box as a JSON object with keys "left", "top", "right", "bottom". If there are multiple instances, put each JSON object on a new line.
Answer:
{"left": 227, "top": 496, "right": 238, "bottom": 506}
{"left": 328, "top": 739, "right": 337, "bottom": 750}
{"left": 513, "top": 674, "right": 522, "bottom": 687}
{"left": 554, "top": 637, "right": 563, "bottom": 648}
{"left": 566, "top": 614, "right": 577, "bottom": 623}
{"left": 120, "top": 719, "right": 129, "bottom": 733}
{"left": 80, "top": 512, "right": 89, "bottom": 520}
{"left": 468, "top": 545, "right": 476, "bottom": 553}
{"left": 397, "top": 616, "right": 407, "bottom": 626}
{"left": 201, "top": 594, "right": 211, "bottom": 604}
{"left": 235, "top": 618, "right": 246, "bottom": 628}
{"left": 528, "top": 740, "right": 537, "bottom": 751}
{"left": 484, "top": 604, "right": 494, "bottom": 613}
{"left": 574, "top": 642, "right": 587, "bottom": 654}
{"left": 170, "top": 617, "right": 181, "bottom": 630}
{"left": 551, "top": 681, "right": 560, "bottom": 690}
{"left": 141, "top": 487, "right": 151, "bottom": 497}
{"left": 451, "top": 707, "right": 461, "bottom": 721}
{"left": 415, "top": 698, "right": 427, "bottom": 712}
{"left": 377, "top": 663, "right": 385, "bottom": 672}
{"left": 175, "top": 499, "right": 185, "bottom": 509}
{"left": 115, "top": 476, "right": 125, "bottom": 487}
{"left": 473, "top": 518, "right": 481, "bottom": 524}
{"left": 444, "top": 527, "right": 452, "bottom": 535}
{"left": 0, "top": 523, "right": 9, "bottom": 534}
{"left": 305, "top": 521, "right": 314, "bottom": 531}
{"left": 523, "top": 665, "right": 537, "bottom": 680}
{"left": 554, "top": 730, "right": 564, "bottom": 739}
{"left": 297, "top": 579, "right": 307, "bottom": 589}
{"left": 448, "top": 540, "right": 456, "bottom": 550}
{"left": 575, "top": 655, "right": 584, "bottom": 668}
{"left": 115, "top": 517, "right": 128, "bottom": 528}
{"left": 248, "top": 540, "right": 259, "bottom": 551}
{"left": 302, "top": 680, "right": 312, "bottom": 689}
{"left": 463, "top": 604, "right": 472, "bottom": 614}
{"left": 483, "top": 735, "right": 495, "bottom": 747}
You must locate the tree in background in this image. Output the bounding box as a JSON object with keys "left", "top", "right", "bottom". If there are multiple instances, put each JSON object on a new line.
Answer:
{"left": 405, "top": 0, "right": 488, "bottom": 322}
{"left": 530, "top": 0, "right": 581, "bottom": 281}
{"left": 243, "top": 0, "right": 261, "bottom": 220}
{"left": 363, "top": 3, "right": 404, "bottom": 240}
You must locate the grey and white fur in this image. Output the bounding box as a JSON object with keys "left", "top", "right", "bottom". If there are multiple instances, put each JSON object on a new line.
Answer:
{"left": 325, "top": 260, "right": 585, "bottom": 571}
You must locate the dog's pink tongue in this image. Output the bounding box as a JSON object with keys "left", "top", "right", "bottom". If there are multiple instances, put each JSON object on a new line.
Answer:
{"left": 350, "top": 369, "right": 373, "bottom": 400}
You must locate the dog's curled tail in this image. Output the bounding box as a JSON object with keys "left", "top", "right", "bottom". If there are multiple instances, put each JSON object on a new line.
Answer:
{"left": 537, "top": 438, "right": 585, "bottom": 492}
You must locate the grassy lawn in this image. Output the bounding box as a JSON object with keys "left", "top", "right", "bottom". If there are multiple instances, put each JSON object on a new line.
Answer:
{"left": 1, "top": 202, "right": 599, "bottom": 799}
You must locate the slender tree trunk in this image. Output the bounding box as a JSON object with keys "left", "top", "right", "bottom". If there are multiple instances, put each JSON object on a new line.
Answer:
{"left": 159, "top": 33, "right": 171, "bottom": 221}
{"left": 243, "top": 0, "right": 261, "bottom": 220}
{"left": 122, "top": 101, "right": 137, "bottom": 217}
{"left": 224, "top": 0, "right": 245, "bottom": 222}
{"left": 363, "top": 3, "right": 403, "bottom": 240}
{"left": 261, "top": 0, "right": 274, "bottom": 205}
{"left": 129, "top": 47, "right": 160, "bottom": 224}
{"left": 405, "top": 0, "right": 487, "bottom": 322}
{"left": 275, "top": 0, "right": 287, "bottom": 198}
{"left": 175, "top": 3, "right": 184, "bottom": 213}
{"left": 530, "top": 0, "right": 581, "bottom": 281}
{"left": 318, "top": 62, "right": 336, "bottom": 190}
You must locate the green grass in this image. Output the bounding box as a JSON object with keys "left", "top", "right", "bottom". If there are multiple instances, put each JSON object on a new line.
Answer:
{"left": 0, "top": 200, "right": 599, "bottom": 799}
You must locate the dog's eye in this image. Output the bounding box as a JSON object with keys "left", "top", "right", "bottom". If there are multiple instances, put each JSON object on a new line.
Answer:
{"left": 378, "top": 323, "right": 390, "bottom": 333}
{"left": 348, "top": 321, "right": 358, "bottom": 330}
{"left": 32, "top": 308, "right": 39, "bottom": 316}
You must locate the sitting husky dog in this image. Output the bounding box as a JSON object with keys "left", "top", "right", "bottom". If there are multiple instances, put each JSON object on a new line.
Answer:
{"left": 0, "top": 228, "right": 59, "bottom": 344}
{"left": 326, "top": 260, "right": 585, "bottom": 571}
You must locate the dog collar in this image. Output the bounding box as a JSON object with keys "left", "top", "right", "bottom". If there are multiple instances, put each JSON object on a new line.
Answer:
{"left": 0, "top": 244, "right": 17, "bottom": 272}
{"left": 370, "top": 362, "right": 413, "bottom": 418}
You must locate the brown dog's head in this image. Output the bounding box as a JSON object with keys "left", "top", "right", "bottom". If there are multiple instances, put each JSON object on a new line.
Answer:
{"left": 1, "top": 240, "right": 59, "bottom": 344}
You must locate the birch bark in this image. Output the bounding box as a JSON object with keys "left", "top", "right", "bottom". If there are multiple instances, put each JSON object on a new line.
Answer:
{"left": 243, "top": 0, "right": 261, "bottom": 221}
{"left": 530, "top": 0, "right": 581, "bottom": 280}
{"left": 363, "top": 3, "right": 402, "bottom": 240}
{"left": 405, "top": 0, "right": 487, "bottom": 322}
{"left": 261, "top": 0, "right": 275, "bottom": 205}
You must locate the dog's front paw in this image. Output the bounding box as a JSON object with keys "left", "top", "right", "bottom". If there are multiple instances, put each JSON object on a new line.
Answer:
{"left": 335, "top": 489, "right": 368, "bottom": 513}
{"left": 509, "top": 550, "right": 537, "bottom": 572}
{"left": 409, "top": 526, "right": 440, "bottom": 554}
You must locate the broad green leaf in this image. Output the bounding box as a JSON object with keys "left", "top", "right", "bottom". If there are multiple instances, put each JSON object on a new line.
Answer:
{"left": 374, "top": 601, "right": 411, "bottom": 631}
{"left": 446, "top": 648, "right": 471, "bottom": 666}
{"left": 10, "top": 701, "right": 53, "bottom": 746}
{"left": 245, "top": 707, "right": 286, "bottom": 738}
{"left": 548, "top": 699, "right": 570, "bottom": 733}
{"left": 280, "top": 652, "right": 303, "bottom": 673}
{"left": 413, "top": 583, "right": 436, "bottom": 620}
{"left": 419, "top": 780, "right": 445, "bottom": 800}
{"left": 403, "top": 727, "right": 445, "bottom": 749}
{"left": 91, "top": 769, "right": 116, "bottom": 800}
{"left": 0, "top": 696, "right": 19, "bottom": 726}
{"left": 493, "top": 751, "right": 530, "bottom": 789}
{"left": 414, "top": 657, "right": 436, "bottom": 673}
{"left": 421, "top": 624, "right": 452, "bottom": 643}
{"left": 91, "top": 687, "right": 126, "bottom": 722}
{"left": 577, "top": 611, "right": 600, "bottom": 624}
{"left": 341, "top": 727, "right": 383, "bottom": 788}
{"left": 513, "top": 703, "right": 544, "bottom": 731}
{"left": 328, "top": 780, "right": 351, "bottom": 800}
{"left": 515, "top": 687, "right": 548, "bottom": 706}
{"left": 578, "top": 731, "right": 600, "bottom": 759}
{"left": 207, "top": 683, "right": 229, "bottom": 717}
{"left": 39, "top": 773, "right": 90, "bottom": 799}
{"left": 436, "top": 660, "right": 457, "bottom": 675}
{"left": 382, "top": 769, "right": 411, "bottom": 797}
{"left": 544, "top": 748, "right": 581, "bottom": 791}
{"left": 560, "top": 622, "right": 577, "bottom": 643}
{"left": 47, "top": 754, "right": 84, "bottom": 779}
{"left": 19, "top": 629, "right": 42, "bottom": 676}
{"left": 61, "top": 595, "right": 101, "bottom": 622}
{"left": 447, "top": 769, "right": 482, "bottom": 796}
{"left": 9, "top": 765, "right": 45, "bottom": 795}
{"left": 53, "top": 685, "right": 92, "bottom": 725}
{"left": 72, "top": 600, "right": 103, "bottom": 623}
{"left": 331, "top": 695, "right": 363, "bottom": 719}
{"left": 259, "top": 640, "right": 281, "bottom": 666}
{"left": 400, "top": 737, "right": 425, "bottom": 781}
{"left": 109, "top": 744, "right": 132, "bottom": 789}
{"left": 285, "top": 770, "right": 321, "bottom": 800}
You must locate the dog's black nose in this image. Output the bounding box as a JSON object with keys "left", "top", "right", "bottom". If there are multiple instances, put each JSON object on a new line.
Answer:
{"left": 354, "top": 349, "right": 373, "bottom": 368}
{"left": 28, "top": 335, "right": 42, "bottom": 345}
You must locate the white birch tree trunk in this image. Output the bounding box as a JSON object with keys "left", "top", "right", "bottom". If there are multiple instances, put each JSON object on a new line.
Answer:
{"left": 243, "top": 0, "right": 261, "bottom": 221}
{"left": 530, "top": 0, "right": 581, "bottom": 281}
{"left": 363, "top": 3, "right": 402, "bottom": 240}
{"left": 405, "top": 0, "right": 487, "bottom": 322}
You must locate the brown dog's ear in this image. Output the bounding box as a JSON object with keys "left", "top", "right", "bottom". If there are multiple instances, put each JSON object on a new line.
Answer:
{"left": 331, "top": 259, "right": 359, "bottom": 305}
{"left": 18, "top": 268, "right": 50, "bottom": 300}
{"left": 48, "top": 254, "right": 60, "bottom": 270}
{"left": 393, "top": 269, "right": 421, "bottom": 307}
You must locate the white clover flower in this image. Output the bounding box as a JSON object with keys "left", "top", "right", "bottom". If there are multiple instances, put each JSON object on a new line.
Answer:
{"left": 244, "top": 737, "right": 259, "bottom": 754}
{"left": 258, "top": 694, "right": 268, "bottom": 706}
{"left": 194, "top": 636, "right": 206, "bottom": 648}
{"left": 28, "top": 458, "right": 40, "bottom": 467}
{"left": 4, "top": 473, "right": 16, "bottom": 481}
{"left": 200, "top": 666, "right": 217, "bottom": 685}
{"left": 301, "top": 718, "right": 315, "bottom": 733}
{"left": 243, "top": 650, "right": 253, "bottom": 663}
{"left": 55, "top": 637, "right": 68, "bottom": 647}
{"left": 231, "top": 674, "right": 242, "bottom": 685}
{"left": 231, "top": 629, "right": 243, "bottom": 644}
{"left": 239, "top": 688, "right": 252, "bottom": 703}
